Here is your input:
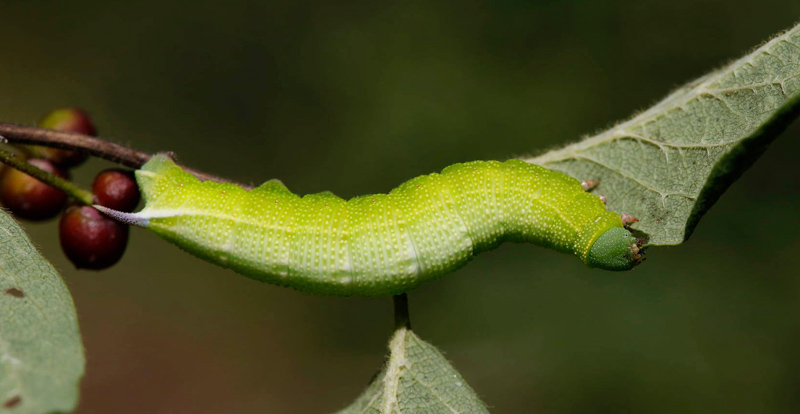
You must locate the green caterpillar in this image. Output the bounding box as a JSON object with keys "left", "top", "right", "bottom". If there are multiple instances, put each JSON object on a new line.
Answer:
{"left": 96, "top": 155, "right": 644, "bottom": 296}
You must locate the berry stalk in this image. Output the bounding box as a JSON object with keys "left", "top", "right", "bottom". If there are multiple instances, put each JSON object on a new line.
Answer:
{"left": 0, "top": 147, "right": 94, "bottom": 205}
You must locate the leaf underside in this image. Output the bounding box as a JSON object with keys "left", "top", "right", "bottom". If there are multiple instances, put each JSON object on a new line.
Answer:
{"left": 527, "top": 22, "right": 800, "bottom": 246}
{"left": 0, "top": 210, "right": 84, "bottom": 414}
{"left": 336, "top": 328, "right": 489, "bottom": 414}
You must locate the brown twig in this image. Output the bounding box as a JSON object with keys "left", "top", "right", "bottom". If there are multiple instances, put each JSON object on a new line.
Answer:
{"left": 0, "top": 122, "right": 249, "bottom": 188}
{"left": 0, "top": 123, "right": 150, "bottom": 168}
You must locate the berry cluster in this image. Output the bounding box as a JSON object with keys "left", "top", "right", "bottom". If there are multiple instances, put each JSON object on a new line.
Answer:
{"left": 0, "top": 109, "right": 140, "bottom": 270}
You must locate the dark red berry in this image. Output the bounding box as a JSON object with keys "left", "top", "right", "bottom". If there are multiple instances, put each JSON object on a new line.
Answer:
{"left": 59, "top": 205, "right": 129, "bottom": 270}
{"left": 0, "top": 159, "right": 69, "bottom": 221}
{"left": 92, "top": 169, "right": 140, "bottom": 212}
{"left": 29, "top": 108, "right": 96, "bottom": 167}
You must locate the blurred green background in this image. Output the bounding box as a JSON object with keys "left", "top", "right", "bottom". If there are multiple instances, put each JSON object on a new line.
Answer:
{"left": 2, "top": 1, "right": 800, "bottom": 413}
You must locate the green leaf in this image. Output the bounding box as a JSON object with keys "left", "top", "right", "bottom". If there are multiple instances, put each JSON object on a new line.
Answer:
{"left": 336, "top": 327, "right": 489, "bottom": 414}
{"left": 0, "top": 211, "right": 84, "bottom": 414}
{"left": 527, "top": 23, "right": 800, "bottom": 245}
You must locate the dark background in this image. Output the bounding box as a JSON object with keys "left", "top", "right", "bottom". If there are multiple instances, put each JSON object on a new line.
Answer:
{"left": 2, "top": 1, "right": 800, "bottom": 413}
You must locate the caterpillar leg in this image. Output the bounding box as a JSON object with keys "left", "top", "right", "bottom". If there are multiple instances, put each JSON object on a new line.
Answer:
{"left": 581, "top": 180, "right": 599, "bottom": 191}
{"left": 621, "top": 213, "right": 639, "bottom": 227}
{"left": 630, "top": 238, "right": 645, "bottom": 263}
{"left": 580, "top": 179, "right": 638, "bottom": 227}
{"left": 582, "top": 180, "right": 605, "bottom": 204}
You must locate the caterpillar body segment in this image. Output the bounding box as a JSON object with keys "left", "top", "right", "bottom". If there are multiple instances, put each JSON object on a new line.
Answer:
{"left": 102, "top": 155, "right": 643, "bottom": 296}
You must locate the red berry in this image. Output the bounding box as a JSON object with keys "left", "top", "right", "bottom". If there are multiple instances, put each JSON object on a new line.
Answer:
{"left": 92, "top": 169, "right": 140, "bottom": 212}
{"left": 59, "top": 206, "right": 129, "bottom": 270}
{"left": 30, "top": 108, "right": 96, "bottom": 167}
{"left": 0, "top": 159, "right": 69, "bottom": 221}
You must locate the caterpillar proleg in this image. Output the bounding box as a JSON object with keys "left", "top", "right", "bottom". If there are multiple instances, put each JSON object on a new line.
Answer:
{"left": 96, "top": 155, "right": 644, "bottom": 296}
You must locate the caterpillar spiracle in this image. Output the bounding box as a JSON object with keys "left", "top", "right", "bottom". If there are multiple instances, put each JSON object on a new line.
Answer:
{"left": 96, "top": 154, "right": 644, "bottom": 296}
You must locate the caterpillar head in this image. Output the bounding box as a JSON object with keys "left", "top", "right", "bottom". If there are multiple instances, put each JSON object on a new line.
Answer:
{"left": 585, "top": 227, "right": 645, "bottom": 271}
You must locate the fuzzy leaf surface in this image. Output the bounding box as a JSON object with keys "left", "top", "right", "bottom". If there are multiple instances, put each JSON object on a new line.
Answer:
{"left": 0, "top": 211, "right": 84, "bottom": 414}
{"left": 527, "top": 23, "right": 800, "bottom": 245}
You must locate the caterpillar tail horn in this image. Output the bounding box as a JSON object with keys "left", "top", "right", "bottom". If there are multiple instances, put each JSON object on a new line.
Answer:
{"left": 93, "top": 205, "right": 150, "bottom": 227}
